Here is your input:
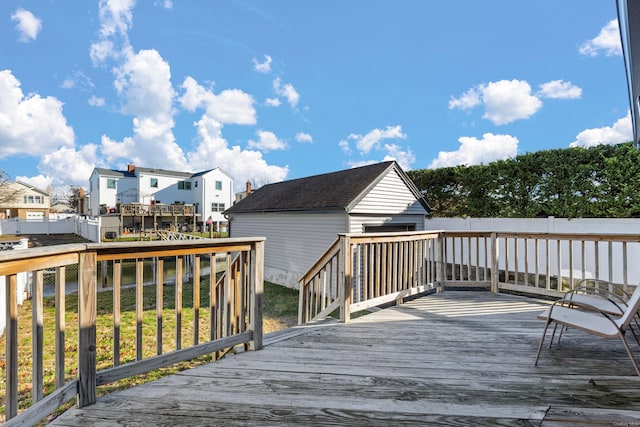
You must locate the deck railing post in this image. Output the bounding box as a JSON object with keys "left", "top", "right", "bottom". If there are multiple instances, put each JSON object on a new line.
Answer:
{"left": 491, "top": 232, "right": 499, "bottom": 293}
{"left": 340, "top": 234, "right": 352, "bottom": 323}
{"left": 5, "top": 274, "right": 18, "bottom": 420}
{"left": 297, "top": 276, "right": 306, "bottom": 324}
{"left": 437, "top": 232, "right": 446, "bottom": 293}
{"left": 249, "top": 240, "right": 264, "bottom": 351}
{"left": 78, "top": 250, "right": 97, "bottom": 408}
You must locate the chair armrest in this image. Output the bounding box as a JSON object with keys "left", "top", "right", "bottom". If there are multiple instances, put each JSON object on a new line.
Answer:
{"left": 549, "top": 298, "right": 619, "bottom": 325}
{"left": 573, "top": 278, "right": 632, "bottom": 301}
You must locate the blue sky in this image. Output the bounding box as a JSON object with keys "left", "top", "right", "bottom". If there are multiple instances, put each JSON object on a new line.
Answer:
{"left": 0, "top": 1, "right": 631, "bottom": 195}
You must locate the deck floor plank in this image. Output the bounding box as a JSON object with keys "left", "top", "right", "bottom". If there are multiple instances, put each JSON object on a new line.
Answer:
{"left": 50, "top": 291, "right": 640, "bottom": 426}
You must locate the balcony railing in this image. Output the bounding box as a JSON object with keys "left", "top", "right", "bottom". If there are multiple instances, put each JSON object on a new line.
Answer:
{"left": 299, "top": 231, "right": 640, "bottom": 323}
{"left": 1, "top": 237, "right": 264, "bottom": 425}
{"left": 117, "top": 203, "right": 195, "bottom": 216}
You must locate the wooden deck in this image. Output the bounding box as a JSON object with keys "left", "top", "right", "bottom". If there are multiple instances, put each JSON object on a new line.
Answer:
{"left": 50, "top": 291, "right": 640, "bottom": 426}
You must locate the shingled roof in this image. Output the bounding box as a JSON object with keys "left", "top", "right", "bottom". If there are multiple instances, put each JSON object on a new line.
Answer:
{"left": 226, "top": 161, "right": 429, "bottom": 214}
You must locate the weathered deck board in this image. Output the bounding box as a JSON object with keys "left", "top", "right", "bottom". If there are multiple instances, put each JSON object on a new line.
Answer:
{"left": 50, "top": 291, "right": 640, "bottom": 426}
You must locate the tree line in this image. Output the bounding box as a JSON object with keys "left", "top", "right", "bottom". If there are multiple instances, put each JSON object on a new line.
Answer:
{"left": 407, "top": 142, "right": 640, "bottom": 218}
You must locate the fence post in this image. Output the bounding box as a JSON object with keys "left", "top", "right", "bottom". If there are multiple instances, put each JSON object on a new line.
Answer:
{"left": 249, "top": 240, "right": 264, "bottom": 351}
{"left": 491, "top": 232, "right": 499, "bottom": 293}
{"left": 78, "top": 251, "right": 97, "bottom": 407}
{"left": 340, "top": 235, "right": 352, "bottom": 323}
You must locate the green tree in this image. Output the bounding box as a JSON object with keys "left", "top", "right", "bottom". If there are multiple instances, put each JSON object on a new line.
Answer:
{"left": 408, "top": 142, "right": 640, "bottom": 219}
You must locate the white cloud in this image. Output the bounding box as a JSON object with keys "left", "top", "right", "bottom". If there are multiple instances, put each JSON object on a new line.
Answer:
{"left": 0, "top": 70, "right": 75, "bottom": 159}
{"left": 481, "top": 80, "right": 542, "bottom": 125}
{"left": 348, "top": 125, "right": 407, "bottom": 155}
{"left": 339, "top": 139, "right": 351, "bottom": 155}
{"left": 340, "top": 126, "right": 414, "bottom": 169}
{"left": 61, "top": 70, "right": 95, "bottom": 92}
{"left": 429, "top": 133, "right": 518, "bottom": 169}
{"left": 382, "top": 144, "right": 415, "bottom": 171}
{"left": 15, "top": 175, "right": 52, "bottom": 192}
{"left": 185, "top": 117, "right": 289, "bottom": 191}
{"left": 99, "top": 48, "right": 187, "bottom": 171}
{"left": 178, "top": 77, "right": 288, "bottom": 190}
{"left": 88, "top": 95, "right": 105, "bottom": 107}
{"left": 89, "top": 0, "right": 135, "bottom": 65}
{"left": 252, "top": 55, "right": 272, "bottom": 73}
{"left": 114, "top": 49, "right": 176, "bottom": 118}
{"left": 449, "top": 80, "right": 543, "bottom": 125}
{"left": 569, "top": 111, "right": 632, "bottom": 148}
{"left": 273, "top": 77, "right": 299, "bottom": 107}
{"left": 296, "top": 132, "right": 313, "bottom": 143}
{"left": 38, "top": 145, "right": 99, "bottom": 187}
{"left": 537, "top": 80, "right": 582, "bottom": 99}
{"left": 180, "top": 76, "right": 256, "bottom": 125}
{"left": 11, "top": 8, "right": 42, "bottom": 42}
{"left": 448, "top": 87, "right": 481, "bottom": 110}
{"left": 247, "top": 130, "right": 287, "bottom": 152}
{"left": 579, "top": 19, "right": 621, "bottom": 57}
{"left": 265, "top": 97, "right": 281, "bottom": 107}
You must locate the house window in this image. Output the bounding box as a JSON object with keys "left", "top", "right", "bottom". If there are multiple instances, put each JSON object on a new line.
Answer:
{"left": 211, "top": 202, "right": 225, "bottom": 212}
{"left": 215, "top": 180, "right": 222, "bottom": 190}
{"left": 150, "top": 178, "right": 158, "bottom": 188}
{"left": 178, "top": 181, "right": 192, "bottom": 190}
{"left": 107, "top": 179, "right": 116, "bottom": 189}
{"left": 23, "top": 195, "right": 44, "bottom": 204}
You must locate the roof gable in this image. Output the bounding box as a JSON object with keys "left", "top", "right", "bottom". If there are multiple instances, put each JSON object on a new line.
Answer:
{"left": 226, "top": 161, "right": 429, "bottom": 214}
{"left": 13, "top": 181, "right": 49, "bottom": 196}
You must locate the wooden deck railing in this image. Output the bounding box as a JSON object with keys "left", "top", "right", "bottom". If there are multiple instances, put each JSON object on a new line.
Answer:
{"left": 1, "top": 237, "right": 264, "bottom": 425}
{"left": 299, "top": 231, "right": 441, "bottom": 323}
{"left": 299, "top": 230, "right": 640, "bottom": 323}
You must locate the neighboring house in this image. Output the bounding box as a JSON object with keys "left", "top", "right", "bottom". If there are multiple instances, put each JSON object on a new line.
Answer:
{"left": 88, "top": 164, "right": 233, "bottom": 232}
{"left": 50, "top": 203, "right": 75, "bottom": 214}
{"left": 0, "top": 181, "right": 51, "bottom": 220}
{"left": 225, "top": 161, "right": 430, "bottom": 288}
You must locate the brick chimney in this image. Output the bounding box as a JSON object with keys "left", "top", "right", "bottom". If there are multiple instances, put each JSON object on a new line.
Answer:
{"left": 127, "top": 164, "right": 135, "bottom": 173}
{"left": 246, "top": 181, "right": 252, "bottom": 195}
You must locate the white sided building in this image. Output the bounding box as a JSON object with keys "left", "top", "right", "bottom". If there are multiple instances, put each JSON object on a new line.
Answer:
{"left": 225, "top": 161, "right": 431, "bottom": 288}
{"left": 88, "top": 164, "right": 233, "bottom": 231}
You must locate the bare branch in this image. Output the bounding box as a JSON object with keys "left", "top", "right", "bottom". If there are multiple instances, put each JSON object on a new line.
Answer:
{"left": 0, "top": 171, "right": 22, "bottom": 205}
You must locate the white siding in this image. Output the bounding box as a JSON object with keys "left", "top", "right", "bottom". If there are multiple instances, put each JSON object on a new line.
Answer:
{"left": 199, "top": 169, "right": 233, "bottom": 225}
{"left": 349, "top": 214, "right": 425, "bottom": 233}
{"left": 138, "top": 173, "right": 185, "bottom": 205}
{"left": 100, "top": 176, "right": 119, "bottom": 208}
{"left": 230, "top": 212, "right": 347, "bottom": 287}
{"left": 351, "top": 169, "right": 426, "bottom": 215}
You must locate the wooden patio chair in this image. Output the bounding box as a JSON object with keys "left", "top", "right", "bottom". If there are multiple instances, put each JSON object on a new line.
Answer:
{"left": 534, "top": 284, "right": 640, "bottom": 376}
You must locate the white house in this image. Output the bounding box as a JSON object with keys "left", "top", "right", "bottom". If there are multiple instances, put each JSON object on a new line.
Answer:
{"left": 88, "top": 165, "right": 233, "bottom": 231}
{"left": 225, "top": 161, "right": 430, "bottom": 288}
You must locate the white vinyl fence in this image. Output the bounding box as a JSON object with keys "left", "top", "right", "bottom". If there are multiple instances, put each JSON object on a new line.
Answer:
{"left": 0, "top": 238, "right": 29, "bottom": 336}
{"left": 0, "top": 215, "right": 100, "bottom": 242}
{"left": 0, "top": 216, "right": 100, "bottom": 337}
{"left": 426, "top": 217, "right": 640, "bottom": 286}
